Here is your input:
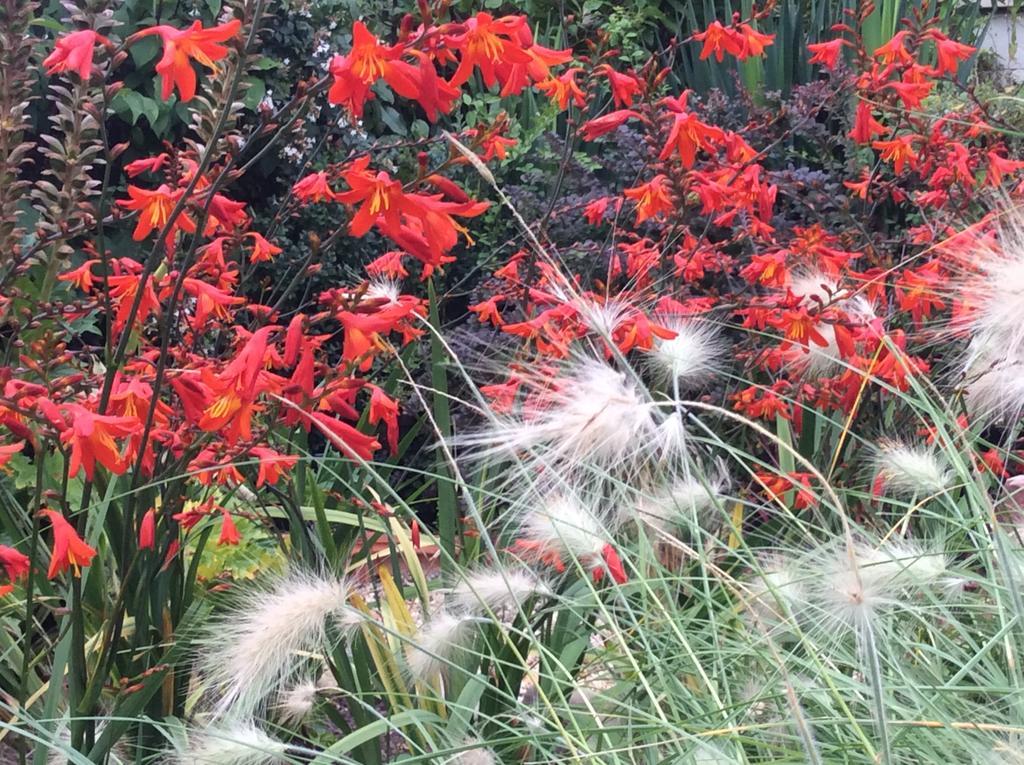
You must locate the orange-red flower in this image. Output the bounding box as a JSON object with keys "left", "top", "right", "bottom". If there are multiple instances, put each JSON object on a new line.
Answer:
{"left": 135, "top": 19, "right": 242, "bottom": 101}
{"left": 580, "top": 109, "right": 640, "bottom": 141}
{"left": 658, "top": 93, "right": 724, "bottom": 166}
{"left": 57, "top": 260, "right": 99, "bottom": 292}
{"left": 596, "top": 64, "right": 642, "bottom": 108}
{"left": 872, "top": 135, "right": 919, "bottom": 174}
{"left": 41, "top": 509, "right": 97, "bottom": 579}
{"left": 118, "top": 184, "right": 196, "bottom": 244}
{"left": 536, "top": 68, "right": 586, "bottom": 111}
{"left": 928, "top": 32, "right": 974, "bottom": 76}
{"left": 0, "top": 545, "right": 30, "bottom": 580}
{"left": 246, "top": 232, "right": 282, "bottom": 263}
{"left": 60, "top": 404, "right": 141, "bottom": 480}
{"left": 446, "top": 12, "right": 533, "bottom": 89}
{"left": 249, "top": 446, "right": 298, "bottom": 487}
{"left": 292, "top": 171, "right": 338, "bottom": 203}
{"left": 43, "top": 30, "right": 108, "bottom": 80}
{"left": 807, "top": 39, "right": 845, "bottom": 70}
{"left": 218, "top": 508, "right": 240, "bottom": 545}
{"left": 849, "top": 99, "right": 886, "bottom": 144}
{"left": 693, "top": 20, "right": 743, "bottom": 62}
{"left": 0, "top": 441, "right": 23, "bottom": 468}
{"left": 368, "top": 386, "right": 400, "bottom": 454}
{"left": 624, "top": 175, "right": 673, "bottom": 224}
{"left": 138, "top": 508, "right": 156, "bottom": 550}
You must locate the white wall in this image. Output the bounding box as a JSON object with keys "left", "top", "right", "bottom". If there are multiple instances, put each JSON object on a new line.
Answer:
{"left": 981, "top": 12, "right": 1024, "bottom": 81}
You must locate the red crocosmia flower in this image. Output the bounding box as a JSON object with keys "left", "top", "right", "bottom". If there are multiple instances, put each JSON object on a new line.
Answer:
{"left": 307, "top": 411, "right": 380, "bottom": 461}
{"left": 0, "top": 545, "right": 30, "bottom": 580}
{"left": 41, "top": 509, "right": 97, "bottom": 579}
{"left": 249, "top": 446, "right": 298, "bottom": 487}
{"left": 928, "top": 32, "right": 974, "bottom": 76}
{"left": 57, "top": 260, "right": 99, "bottom": 292}
{"left": 580, "top": 109, "right": 640, "bottom": 141}
{"left": 693, "top": 20, "right": 743, "bottom": 61}
{"left": 0, "top": 441, "right": 24, "bottom": 468}
{"left": 366, "top": 251, "right": 409, "bottom": 279}
{"left": 134, "top": 19, "right": 242, "bottom": 101}
{"left": 872, "top": 135, "right": 918, "bottom": 174}
{"left": 755, "top": 471, "right": 815, "bottom": 510}
{"left": 410, "top": 519, "right": 421, "bottom": 550}
{"left": 536, "top": 68, "right": 586, "bottom": 111}
{"left": 328, "top": 21, "right": 431, "bottom": 118}
{"left": 895, "top": 262, "right": 946, "bottom": 325}
{"left": 598, "top": 543, "right": 627, "bottom": 584}
{"left": 107, "top": 260, "right": 161, "bottom": 336}
{"left": 596, "top": 64, "right": 642, "bottom": 107}
{"left": 987, "top": 151, "right": 1024, "bottom": 186}
{"left": 736, "top": 23, "right": 774, "bottom": 58}
{"left": 203, "top": 194, "right": 248, "bottom": 234}
{"left": 469, "top": 295, "right": 505, "bottom": 327}
{"left": 494, "top": 41, "right": 572, "bottom": 97}
{"left": 583, "top": 197, "right": 611, "bottom": 225}
{"left": 43, "top": 30, "right": 108, "bottom": 80}
{"left": 336, "top": 156, "right": 489, "bottom": 266}
{"left": 843, "top": 168, "right": 872, "bottom": 199}
{"left": 60, "top": 404, "right": 140, "bottom": 480}
{"left": 873, "top": 30, "right": 912, "bottom": 65}
{"left": 624, "top": 175, "right": 673, "bottom": 224}
{"left": 445, "top": 12, "right": 533, "bottom": 89}
{"left": 659, "top": 94, "right": 724, "bottom": 166}
{"left": 180, "top": 278, "right": 245, "bottom": 328}
{"left": 138, "top": 508, "right": 156, "bottom": 550}
{"left": 292, "top": 171, "right": 337, "bottom": 202}
{"left": 124, "top": 154, "right": 169, "bottom": 178}
{"left": 245, "top": 232, "right": 282, "bottom": 263}
{"left": 199, "top": 325, "right": 280, "bottom": 441}
{"left": 118, "top": 184, "right": 195, "bottom": 244}
{"left": 218, "top": 509, "right": 240, "bottom": 546}
{"left": 368, "top": 385, "right": 400, "bottom": 454}
{"left": 807, "top": 38, "right": 845, "bottom": 69}
{"left": 849, "top": 100, "right": 886, "bottom": 144}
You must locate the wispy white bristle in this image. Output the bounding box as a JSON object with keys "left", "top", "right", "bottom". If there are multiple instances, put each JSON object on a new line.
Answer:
{"left": 813, "top": 541, "right": 948, "bottom": 628}
{"left": 873, "top": 440, "right": 951, "bottom": 497}
{"left": 365, "top": 278, "right": 403, "bottom": 305}
{"left": 274, "top": 678, "right": 319, "bottom": 725}
{"left": 519, "top": 495, "right": 608, "bottom": 561}
{"left": 446, "top": 743, "right": 497, "bottom": 765}
{"left": 406, "top": 611, "right": 475, "bottom": 682}
{"left": 197, "top": 571, "right": 359, "bottom": 718}
{"left": 450, "top": 568, "right": 552, "bottom": 614}
{"left": 174, "top": 723, "right": 289, "bottom": 765}
{"left": 459, "top": 356, "right": 656, "bottom": 471}
{"left": 646, "top": 319, "right": 722, "bottom": 387}
{"left": 634, "top": 475, "right": 725, "bottom": 531}
{"left": 950, "top": 219, "right": 1024, "bottom": 422}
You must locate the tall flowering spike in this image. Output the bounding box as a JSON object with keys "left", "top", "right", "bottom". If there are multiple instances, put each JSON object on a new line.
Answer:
{"left": 43, "top": 30, "right": 108, "bottom": 80}
{"left": 134, "top": 19, "right": 242, "bottom": 101}
{"left": 41, "top": 510, "right": 97, "bottom": 579}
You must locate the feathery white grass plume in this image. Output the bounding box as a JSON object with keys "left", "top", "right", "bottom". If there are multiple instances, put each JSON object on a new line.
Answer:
{"left": 273, "top": 678, "right": 319, "bottom": 725}
{"left": 364, "top": 278, "right": 403, "bottom": 304}
{"left": 458, "top": 355, "right": 656, "bottom": 472}
{"left": 873, "top": 440, "right": 952, "bottom": 497}
{"left": 809, "top": 540, "right": 949, "bottom": 628}
{"left": 444, "top": 743, "right": 497, "bottom": 765}
{"left": 634, "top": 474, "right": 726, "bottom": 532}
{"left": 197, "top": 570, "right": 359, "bottom": 718}
{"left": 744, "top": 555, "right": 806, "bottom": 631}
{"left": 645, "top": 318, "right": 722, "bottom": 387}
{"left": 173, "top": 723, "right": 289, "bottom": 765}
{"left": 517, "top": 494, "right": 609, "bottom": 563}
{"left": 406, "top": 611, "right": 475, "bottom": 682}
{"left": 948, "top": 215, "right": 1024, "bottom": 422}
{"left": 450, "top": 567, "right": 552, "bottom": 615}
{"left": 574, "top": 296, "right": 634, "bottom": 340}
